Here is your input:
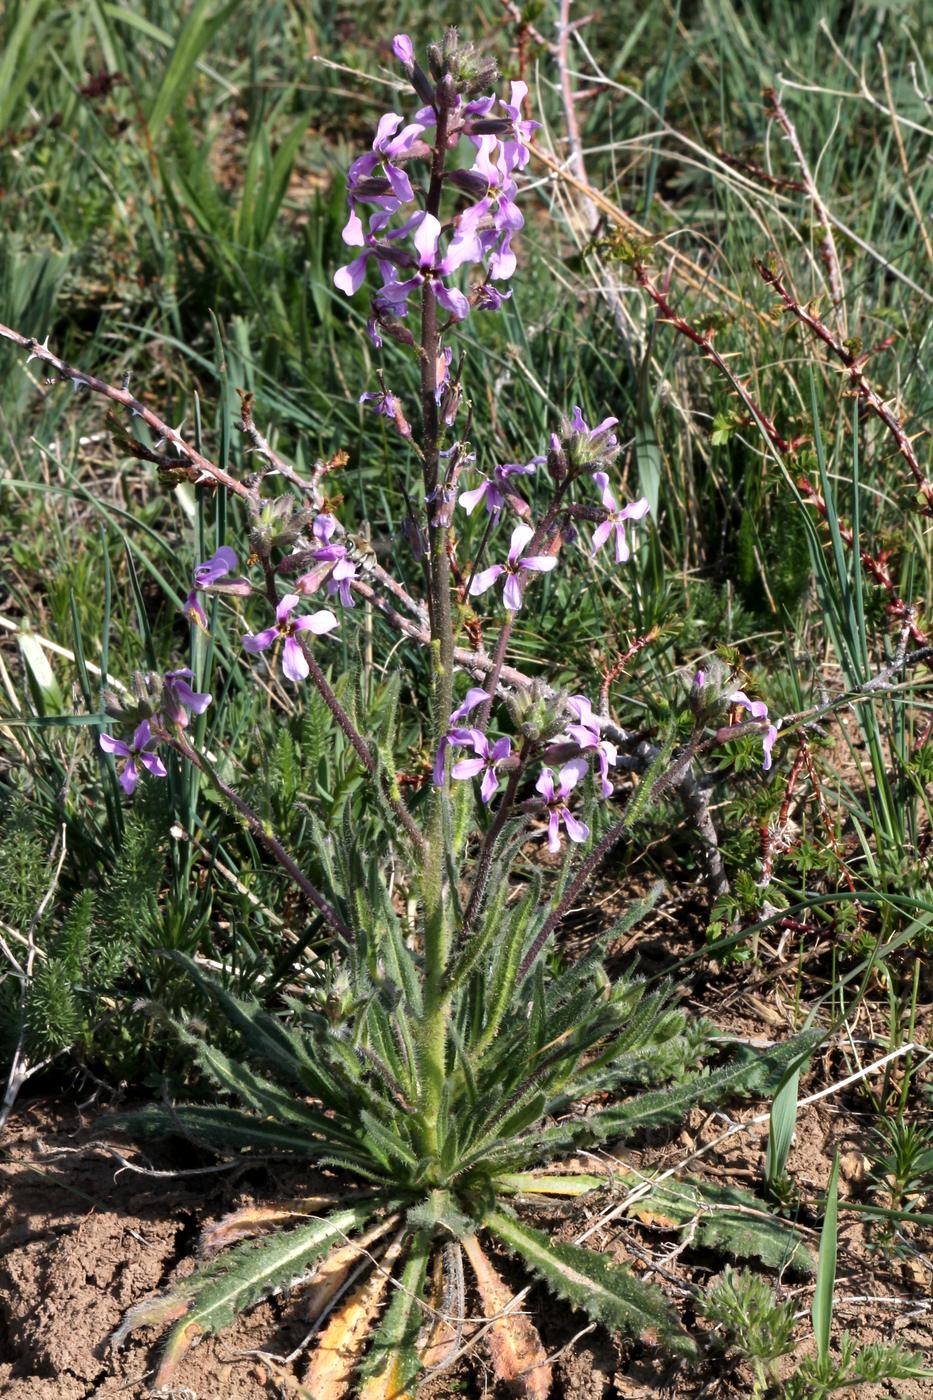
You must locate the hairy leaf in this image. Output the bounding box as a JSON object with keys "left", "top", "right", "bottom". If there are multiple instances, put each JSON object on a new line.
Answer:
{"left": 487, "top": 1209, "right": 696, "bottom": 1357}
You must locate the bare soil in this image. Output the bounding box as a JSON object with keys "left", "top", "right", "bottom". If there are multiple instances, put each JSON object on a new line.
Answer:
{"left": 2, "top": 1073, "right": 930, "bottom": 1400}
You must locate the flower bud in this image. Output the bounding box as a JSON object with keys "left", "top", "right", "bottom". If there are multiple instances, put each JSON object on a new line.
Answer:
{"left": 506, "top": 680, "right": 569, "bottom": 742}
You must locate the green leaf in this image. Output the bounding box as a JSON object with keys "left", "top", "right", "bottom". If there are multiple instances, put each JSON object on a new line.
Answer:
{"left": 813, "top": 1153, "right": 840, "bottom": 1370}
{"left": 765, "top": 1062, "right": 801, "bottom": 1189}
{"left": 358, "top": 1232, "right": 430, "bottom": 1394}
{"left": 486, "top": 1208, "right": 696, "bottom": 1356}
{"left": 147, "top": 0, "right": 241, "bottom": 138}
{"left": 114, "top": 1206, "right": 373, "bottom": 1386}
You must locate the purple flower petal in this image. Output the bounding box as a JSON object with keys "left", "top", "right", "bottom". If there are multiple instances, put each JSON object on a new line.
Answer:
{"left": 480, "top": 766, "right": 500, "bottom": 804}
{"left": 592, "top": 470, "right": 616, "bottom": 512}
{"left": 507, "top": 523, "right": 534, "bottom": 561}
{"left": 546, "top": 809, "right": 561, "bottom": 853}
{"left": 434, "top": 283, "right": 470, "bottom": 321}
{"left": 558, "top": 758, "right": 587, "bottom": 795}
{"left": 502, "top": 573, "right": 524, "bottom": 611}
{"left": 469, "top": 564, "right": 505, "bottom": 597}
{"left": 562, "top": 809, "right": 589, "bottom": 844}
{"left": 140, "top": 752, "right": 168, "bottom": 779}
{"left": 292, "top": 608, "right": 340, "bottom": 636}
{"left": 413, "top": 212, "right": 441, "bottom": 266}
{"left": 281, "top": 635, "right": 310, "bottom": 683}
{"left": 591, "top": 519, "right": 613, "bottom": 555}
{"left": 99, "top": 733, "right": 131, "bottom": 759}
{"left": 535, "top": 767, "right": 556, "bottom": 802}
{"left": 194, "top": 546, "right": 238, "bottom": 586}
{"left": 517, "top": 554, "right": 557, "bottom": 574}
{"left": 334, "top": 253, "right": 372, "bottom": 295}
{"left": 449, "top": 688, "right": 489, "bottom": 724}
{"left": 451, "top": 756, "right": 487, "bottom": 780}
{"left": 392, "top": 34, "right": 414, "bottom": 65}
{"left": 119, "top": 759, "right": 138, "bottom": 796}
{"left": 458, "top": 482, "right": 489, "bottom": 515}
{"left": 243, "top": 626, "right": 278, "bottom": 654}
{"left": 762, "top": 725, "right": 778, "bottom": 772}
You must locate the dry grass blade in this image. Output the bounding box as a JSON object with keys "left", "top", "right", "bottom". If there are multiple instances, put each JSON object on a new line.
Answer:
{"left": 462, "top": 1233, "right": 553, "bottom": 1399}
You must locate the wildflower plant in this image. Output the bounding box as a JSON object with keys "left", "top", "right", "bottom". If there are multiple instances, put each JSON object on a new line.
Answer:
{"left": 3, "top": 29, "right": 818, "bottom": 1396}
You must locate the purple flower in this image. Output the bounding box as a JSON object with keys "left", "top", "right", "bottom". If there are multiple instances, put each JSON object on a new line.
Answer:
{"left": 451, "top": 730, "right": 512, "bottom": 804}
{"left": 535, "top": 761, "right": 590, "bottom": 852}
{"left": 591, "top": 473, "right": 650, "bottom": 563}
{"left": 498, "top": 80, "right": 540, "bottom": 171}
{"left": 468, "top": 523, "right": 557, "bottom": 611}
{"left": 376, "top": 212, "right": 483, "bottom": 321}
{"left": 433, "top": 725, "right": 480, "bottom": 787}
{"left": 455, "top": 137, "right": 524, "bottom": 265}
{"left": 474, "top": 282, "right": 512, "bottom": 311}
{"left": 194, "top": 546, "right": 238, "bottom": 587}
{"left": 191, "top": 546, "right": 251, "bottom": 596}
{"left": 160, "top": 668, "right": 212, "bottom": 727}
{"left": 243, "top": 594, "right": 339, "bottom": 683}
{"left": 564, "top": 695, "right": 617, "bottom": 798}
{"left": 729, "top": 690, "right": 778, "bottom": 772}
{"left": 359, "top": 385, "right": 399, "bottom": 419}
{"left": 458, "top": 459, "right": 538, "bottom": 518}
{"left": 183, "top": 590, "right": 209, "bottom": 632}
{"left": 571, "top": 406, "right": 619, "bottom": 450}
{"left": 99, "top": 719, "right": 167, "bottom": 796}
{"left": 347, "top": 112, "right": 425, "bottom": 209}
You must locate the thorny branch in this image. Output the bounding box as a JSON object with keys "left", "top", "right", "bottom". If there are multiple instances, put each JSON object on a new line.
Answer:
{"left": 755, "top": 259, "right": 933, "bottom": 515}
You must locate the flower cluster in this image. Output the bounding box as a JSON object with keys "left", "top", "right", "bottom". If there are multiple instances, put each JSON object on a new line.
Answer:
{"left": 435, "top": 685, "right": 628, "bottom": 850}
{"left": 98, "top": 667, "right": 211, "bottom": 795}
{"left": 334, "top": 34, "right": 539, "bottom": 328}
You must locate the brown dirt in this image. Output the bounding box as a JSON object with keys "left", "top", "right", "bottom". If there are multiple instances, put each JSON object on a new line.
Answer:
{"left": 2, "top": 1082, "right": 931, "bottom": 1400}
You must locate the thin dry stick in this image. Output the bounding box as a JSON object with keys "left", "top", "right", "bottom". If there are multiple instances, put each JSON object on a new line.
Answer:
{"left": 0, "top": 323, "right": 249, "bottom": 498}
{"left": 764, "top": 89, "right": 847, "bottom": 337}
{"left": 755, "top": 259, "right": 933, "bottom": 513}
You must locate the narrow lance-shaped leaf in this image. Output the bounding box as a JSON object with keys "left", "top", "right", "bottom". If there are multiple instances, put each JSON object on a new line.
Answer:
{"left": 357, "top": 1232, "right": 431, "bottom": 1399}
{"left": 813, "top": 1153, "right": 841, "bottom": 1372}
{"left": 486, "top": 1209, "right": 696, "bottom": 1358}
{"left": 113, "top": 1205, "right": 374, "bottom": 1387}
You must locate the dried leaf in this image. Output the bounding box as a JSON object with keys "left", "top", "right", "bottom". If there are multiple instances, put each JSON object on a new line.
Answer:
{"left": 462, "top": 1234, "right": 552, "bottom": 1399}
{"left": 200, "top": 1195, "right": 342, "bottom": 1255}
{"left": 303, "top": 1229, "right": 405, "bottom": 1400}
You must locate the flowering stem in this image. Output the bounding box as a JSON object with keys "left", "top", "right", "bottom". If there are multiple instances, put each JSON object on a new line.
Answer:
{"left": 416, "top": 100, "right": 458, "bottom": 1164}
{"left": 160, "top": 729, "right": 354, "bottom": 941}
{"left": 459, "top": 748, "right": 529, "bottom": 937}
